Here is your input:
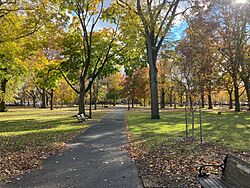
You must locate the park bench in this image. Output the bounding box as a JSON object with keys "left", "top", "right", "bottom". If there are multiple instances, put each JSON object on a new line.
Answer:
{"left": 197, "top": 154, "right": 250, "bottom": 188}
{"left": 77, "top": 114, "right": 88, "bottom": 122}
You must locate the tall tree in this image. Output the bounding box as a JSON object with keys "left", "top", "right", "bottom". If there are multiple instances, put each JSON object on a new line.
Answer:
{"left": 117, "top": 0, "right": 194, "bottom": 119}
{"left": 60, "top": 0, "right": 124, "bottom": 115}
{"left": 214, "top": 0, "right": 250, "bottom": 111}
{"left": 0, "top": 42, "right": 24, "bottom": 111}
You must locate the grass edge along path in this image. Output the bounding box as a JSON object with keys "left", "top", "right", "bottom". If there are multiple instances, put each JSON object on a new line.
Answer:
{"left": 0, "top": 107, "right": 109, "bottom": 182}
{"left": 125, "top": 109, "right": 250, "bottom": 187}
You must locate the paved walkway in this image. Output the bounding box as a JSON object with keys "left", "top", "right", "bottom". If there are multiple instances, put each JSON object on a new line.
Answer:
{"left": 4, "top": 109, "right": 143, "bottom": 188}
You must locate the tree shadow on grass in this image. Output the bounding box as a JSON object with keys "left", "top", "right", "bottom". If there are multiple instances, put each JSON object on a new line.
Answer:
{"left": 128, "top": 111, "right": 250, "bottom": 151}
{"left": 0, "top": 117, "right": 77, "bottom": 133}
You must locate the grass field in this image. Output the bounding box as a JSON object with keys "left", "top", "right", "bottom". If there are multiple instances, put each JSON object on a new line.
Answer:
{"left": 0, "top": 107, "right": 108, "bottom": 152}
{"left": 126, "top": 109, "right": 249, "bottom": 187}
{"left": 127, "top": 110, "right": 250, "bottom": 151}
{"left": 0, "top": 107, "right": 108, "bottom": 181}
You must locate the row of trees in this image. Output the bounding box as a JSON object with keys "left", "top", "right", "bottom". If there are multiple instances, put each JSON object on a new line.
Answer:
{"left": 0, "top": 0, "right": 249, "bottom": 117}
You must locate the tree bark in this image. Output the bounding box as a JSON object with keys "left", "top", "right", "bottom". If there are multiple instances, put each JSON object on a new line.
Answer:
{"left": 41, "top": 89, "right": 47, "bottom": 108}
{"left": 79, "top": 76, "right": 85, "bottom": 115}
{"left": 50, "top": 90, "right": 54, "bottom": 111}
{"left": 228, "top": 89, "right": 233, "bottom": 109}
{"left": 32, "top": 95, "right": 36, "bottom": 108}
{"left": 169, "top": 87, "right": 173, "bottom": 107}
{"left": 233, "top": 81, "right": 240, "bottom": 112}
{"left": 242, "top": 78, "right": 250, "bottom": 110}
{"left": 174, "top": 93, "right": 177, "bottom": 109}
{"left": 0, "top": 79, "right": 8, "bottom": 112}
{"left": 146, "top": 35, "right": 160, "bottom": 119}
{"left": 179, "top": 94, "right": 183, "bottom": 107}
{"left": 160, "top": 88, "right": 165, "bottom": 109}
{"left": 201, "top": 93, "right": 205, "bottom": 108}
{"left": 208, "top": 91, "right": 213, "bottom": 109}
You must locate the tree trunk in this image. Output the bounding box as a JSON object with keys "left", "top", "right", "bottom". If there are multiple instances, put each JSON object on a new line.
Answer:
{"left": 189, "top": 95, "right": 193, "bottom": 110}
{"left": 146, "top": 36, "right": 160, "bottom": 119}
{"left": 46, "top": 93, "right": 49, "bottom": 106}
{"left": 132, "top": 98, "right": 134, "bottom": 108}
{"left": 201, "top": 93, "right": 205, "bottom": 108}
{"left": 234, "top": 81, "right": 240, "bottom": 112}
{"left": 169, "top": 88, "right": 173, "bottom": 107}
{"left": 242, "top": 78, "right": 250, "bottom": 110}
{"left": 41, "top": 89, "right": 47, "bottom": 108}
{"left": 228, "top": 90, "right": 233, "bottom": 109}
{"left": 174, "top": 93, "right": 177, "bottom": 109}
{"left": 246, "top": 86, "right": 250, "bottom": 111}
{"left": 143, "top": 98, "right": 146, "bottom": 107}
{"left": 208, "top": 91, "right": 213, "bottom": 109}
{"left": 179, "top": 94, "right": 183, "bottom": 107}
{"left": 0, "top": 79, "right": 8, "bottom": 112}
{"left": 50, "top": 90, "right": 54, "bottom": 111}
{"left": 95, "top": 100, "right": 97, "bottom": 110}
{"left": 185, "top": 99, "right": 188, "bottom": 138}
{"left": 79, "top": 76, "right": 85, "bottom": 115}
{"left": 32, "top": 95, "right": 36, "bottom": 108}
{"left": 160, "top": 88, "right": 165, "bottom": 109}
{"left": 191, "top": 103, "right": 195, "bottom": 142}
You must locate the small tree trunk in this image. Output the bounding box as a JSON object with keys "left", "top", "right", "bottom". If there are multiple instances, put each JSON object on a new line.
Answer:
{"left": 79, "top": 76, "right": 85, "bottom": 115}
{"left": 185, "top": 100, "right": 188, "bottom": 138}
{"left": 143, "top": 98, "right": 146, "bottom": 107}
{"left": 41, "top": 89, "right": 47, "bottom": 108}
{"left": 50, "top": 90, "right": 54, "bottom": 111}
{"left": 95, "top": 100, "right": 97, "bottom": 110}
{"left": 46, "top": 93, "right": 49, "bottom": 106}
{"left": 199, "top": 101, "right": 202, "bottom": 144}
{"left": 32, "top": 96, "right": 36, "bottom": 108}
{"left": 189, "top": 96, "right": 193, "bottom": 110}
{"left": 242, "top": 78, "right": 250, "bottom": 110}
{"left": 132, "top": 98, "right": 134, "bottom": 108}
{"left": 246, "top": 87, "right": 250, "bottom": 111}
{"left": 208, "top": 91, "right": 213, "bottom": 109}
{"left": 179, "top": 94, "right": 183, "bottom": 107}
{"left": 191, "top": 104, "right": 195, "bottom": 142}
{"left": 174, "top": 93, "right": 177, "bottom": 109}
{"left": 201, "top": 93, "right": 205, "bottom": 108}
{"left": 0, "top": 79, "right": 8, "bottom": 112}
{"left": 169, "top": 89, "right": 173, "bottom": 107}
{"left": 160, "top": 88, "right": 165, "bottom": 109}
{"left": 234, "top": 82, "right": 240, "bottom": 112}
{"left": 228, "top": 90, "right": 233, "bottom": 109}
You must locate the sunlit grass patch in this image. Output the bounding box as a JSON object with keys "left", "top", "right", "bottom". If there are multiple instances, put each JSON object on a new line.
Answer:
{"left": 127, "top": 110, "right": 250, "bottom": 151}
{"left": 0, "top": 107, "right": 108, "bottom": 152}
{"left": 0, "top": 107, "right": 108, "bottom": 181}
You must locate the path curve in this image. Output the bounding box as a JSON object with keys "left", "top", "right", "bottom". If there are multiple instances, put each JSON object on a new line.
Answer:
{"left": 3, "top": 109, "right": 143, "bottom": 188}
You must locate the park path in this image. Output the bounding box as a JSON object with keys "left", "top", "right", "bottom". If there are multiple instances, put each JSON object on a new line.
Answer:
{"left": 3, "top": 109, "right": 143, "bottom": 188}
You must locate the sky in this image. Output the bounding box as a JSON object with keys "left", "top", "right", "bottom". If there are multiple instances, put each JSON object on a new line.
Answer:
{"left": 67, "top": 0, "right": 187, "bottom": 41}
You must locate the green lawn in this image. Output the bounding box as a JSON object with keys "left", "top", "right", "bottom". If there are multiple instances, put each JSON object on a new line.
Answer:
{"left": 0, "top": 107, "right": 108, "bottom": 181}
{"left": 127, "top": 110, "right": 250, "bottom": 151}
{"left": 0, "top": 107, "right": 107, "bottom": 152}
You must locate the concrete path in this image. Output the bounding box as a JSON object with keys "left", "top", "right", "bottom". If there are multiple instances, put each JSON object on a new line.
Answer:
{"left": 3, "top": 109, "right": 143, "bottom": 188}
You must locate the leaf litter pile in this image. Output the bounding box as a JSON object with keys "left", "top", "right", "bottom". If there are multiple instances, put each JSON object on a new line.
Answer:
{"left": 0, "top": 130, "right": 85, "bottom": 183}
{"left": 125, "top": 137, "right": 249, "bottom": 188}
{"left": 0, "top": 143, "right": 67, "bottom": 182}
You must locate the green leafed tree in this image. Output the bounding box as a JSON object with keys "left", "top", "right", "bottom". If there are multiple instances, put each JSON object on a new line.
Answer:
{"left": 117, "top": 0, "right": 194, "bottom": 119}
{"left": 59, "top": 0, "right": 125, "bottom": 116}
